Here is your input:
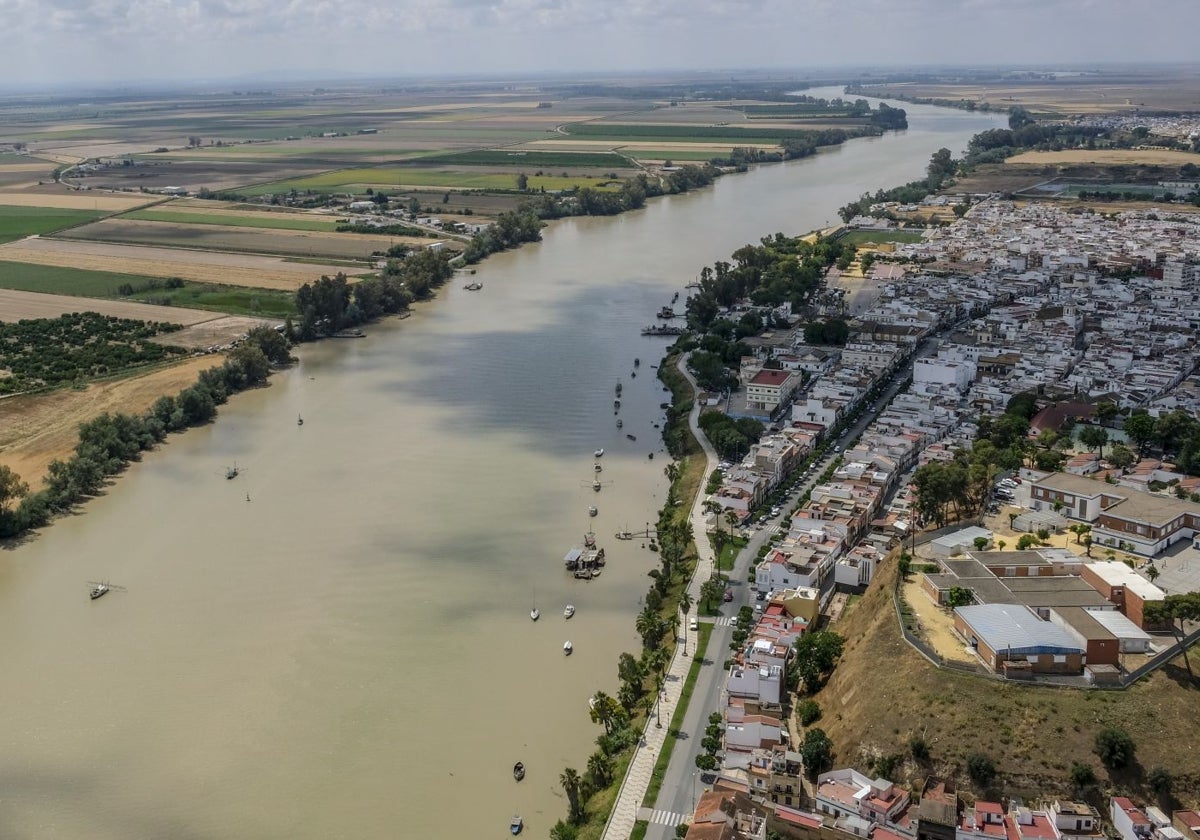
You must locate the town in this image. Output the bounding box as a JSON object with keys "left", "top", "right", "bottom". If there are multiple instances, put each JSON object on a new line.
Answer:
{"left": 665, "top": 198, "right": 1200, "bottom": 839}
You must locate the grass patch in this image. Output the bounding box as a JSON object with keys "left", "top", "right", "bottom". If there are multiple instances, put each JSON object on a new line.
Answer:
{"left": 0, "top": 205, "right": 105, "bottom": 244}
{"left": 121, "top": 209, "right": 339, "bottom": 231}
{"left": 836, "top": 229, "right": 925, "bottom": 245}
{"left": 0, "top": 261, "right": 295, "bottom": 318}
{"left": 643, "top": 623, "right": 713, "bottom": 808}
{"left": 716, "top": 536, "right": 748, "bottom": 572}
{"left": 631, "top": 821, "right": 649, "bottom": 840}
{"left": 416, "top": 149, "right": 631, "bottom": 168}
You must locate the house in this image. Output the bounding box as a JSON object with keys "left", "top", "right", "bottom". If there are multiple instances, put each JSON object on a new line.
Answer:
{"left": 727, "top": 662, "right": 785, "bottom": 705}
{"left": 816, "top": 768, "right": 910, "bottom": 824}
{"left": 686, "top": 788, "right": 771, "bottom": 840}
{"left": 746, "top": 368, "right": 801, "bottom": 414}
{"left": 930, "top": 526, "right": 993, "bottom": 559}
{"left": 1049, "top": 801, "right": 1101, "bottom": 838}
{"left": 1112, "top": 798, "right": 1153, "bottom": 840}
{"left": 917, "top": 779, "right": 960, "bottom": 840}
{"left": 958, "top": 801, "right": 1008, "bottom": 840}
{"left": 1173, "top": 811, "right": 1200, "bottom": 840}
{"left": 954, "top": 603, "right": 1085, "bottom": 675}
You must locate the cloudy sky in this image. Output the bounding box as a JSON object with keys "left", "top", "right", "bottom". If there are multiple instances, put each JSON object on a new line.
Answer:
{"left": 2, "top": 0, "right": 1198, "bottom": 88}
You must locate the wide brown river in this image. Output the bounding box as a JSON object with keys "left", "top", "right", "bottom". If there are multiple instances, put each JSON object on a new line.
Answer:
{"left": 0, "top": 90, "right": 1002, "bottom": 839}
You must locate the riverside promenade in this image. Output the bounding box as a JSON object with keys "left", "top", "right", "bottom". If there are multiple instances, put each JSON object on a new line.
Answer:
{"left": 600, "top": 354, "right": 718, "bottom": 840}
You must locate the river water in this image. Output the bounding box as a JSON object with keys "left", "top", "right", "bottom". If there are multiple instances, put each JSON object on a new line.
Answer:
{"left": 0, "top": 90, "right": 1003, "bottom": 839}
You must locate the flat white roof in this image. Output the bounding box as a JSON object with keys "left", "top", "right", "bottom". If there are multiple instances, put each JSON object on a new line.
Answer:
{"left": 1083, "top": 608, "right": 1152, "bottom": 641}
{"left": 1085, "top": 561, "right": 1165, "bottom": 602}
{"left": 932, "top": 526, "right": 993, "bottom": 547}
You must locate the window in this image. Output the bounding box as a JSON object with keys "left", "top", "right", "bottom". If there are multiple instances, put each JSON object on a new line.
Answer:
{"left": 1054, "top": 655, "right": 1067, "bottom": 663}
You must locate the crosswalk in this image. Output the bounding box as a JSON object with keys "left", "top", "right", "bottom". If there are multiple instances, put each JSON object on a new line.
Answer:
{"left": 712, "top": 616, "right": 733, "bottom": 627}
{"left": 646, "top": 808, "right": 687, "bottom": 827}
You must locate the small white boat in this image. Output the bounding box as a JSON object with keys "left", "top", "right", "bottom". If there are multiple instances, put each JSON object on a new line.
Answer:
{"left": 511, "top": 814, "right": 524, "bottom": 835}
{"left": 594, "top": 448, "right": 604, "bottom": 458}
{"left": 594, "top": 463, "right": 602, "bottom": 472}
{"left": 530, "top": 608, "right": 540, "bottom": 622}
{"left": 588, "top": 506, "right": 598, "bottom": 517}
{"left": 592, "top": 479, "right": 602, "bottom": 492}
{"left": 563, "top": 641, "right": 573, "bottom": 656}
{"left": 564, "top": 605, "right": 575, "bottom": 619}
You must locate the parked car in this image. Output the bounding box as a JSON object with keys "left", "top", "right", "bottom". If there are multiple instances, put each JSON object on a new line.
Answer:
{"left": 689, "top": 617, "right": 698, "bottom": 631}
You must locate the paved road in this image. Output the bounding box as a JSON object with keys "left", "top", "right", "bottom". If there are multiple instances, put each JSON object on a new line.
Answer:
{"left": 641, "top": 340, "right": 935, "bottom": 840}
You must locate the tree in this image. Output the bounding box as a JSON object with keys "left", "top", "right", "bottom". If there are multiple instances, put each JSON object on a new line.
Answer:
{"left": 1068, "top": 762, "right": 1096, "bottom": 790}
{"left": 680, "top": 592, "right": 693, "bottom": 654}
{"left": 618, "top": 651, "right": 643, "bottom": 695}
{"left": 973, "top": 536, "right": 990, "bottom": 552}
{"left": 560, "top": 767, "right": 585, "bottom": 823}
{"left": 1123, "top": 413, "right": 1156, "bottom": 456}
{"left": 1147, "top": 766, "right": 1173, "bottom": 797}
{"left": 1109, "top": 443, "right": 1136, "bottom": 471}
{"left": 898, "top": 555, "right": 911, "bottom": 577}
{"left": 589, "top": 691, "right": 623, "bottom": 735}
{"left": 0, "top": 465, "right": 30, "bottom": 537}
{"left": 1144, "top": 563, "right": 1160, "bottom": 584}
{"left": 1094, "top": 727, "right": 1135, "bottom": 770}
{"left": 636, "top": 607, "right": 665, "bottom": 649}
{"left": 550, "top": 820, "right": 579, "bottom": 840}
{"left": 966, "top": 752, "right": 996, "bottom": 787}
{"left": 797, "top": 699, "right": 821, "bottom": 726}
{"left": 1144, "top": 592, "right": 1200, "bottom": 680}
{"left": 1095, "top": 401, "right": 1120, "bottom": 425}
{"left": 789, "top": 630, "right": 844, "bottom": 694}
{"left": 1016, "top": 534, "right": 1039, "bottom": 551}
{"left": 798, "top": 728, "right": 833, "bottom": 778}
{"left": 946, "top": 587, "right": 972, "bottom": 608}
{"left": 695, "top": 753, "right": 718, "bottom": 771}
{"left": 909, "top": 734, "right": 930, "bottom": 762}
{"left": 1077, "top": 424, "right": 1109, "bottom": 456}
{"left": 587, "top": 751, "right": 613, "bottom": 789}
{"left": 515, "top": 172, "right": 529, "bottom": 191}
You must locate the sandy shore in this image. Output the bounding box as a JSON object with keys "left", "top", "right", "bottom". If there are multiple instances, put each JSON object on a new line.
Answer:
{"left": 0, "top": 355, "right": 224, "bottom": 491}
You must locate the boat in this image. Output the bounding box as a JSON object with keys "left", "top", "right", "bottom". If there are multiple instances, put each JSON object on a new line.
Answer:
{"left": 657, "top": 306, "right": 675, "bottom": 319}
{"left": 513, "top": 762, "right": 525, "bottom": 782}
{"left": 615, "top": 382, "right": 622, "bottom": 396}
{"left": 615, "top": 530, "right": 633, "bottom": 540}
{"left": 564, "top": 605, "right": 575, "bottom": 619}
{"left": 89, "top": 582, "right": 109, "bottom": 600}
{"left": 462, "top": 281, "right": 483, "bottom": 291}
{"left": 511, "top": 815, "right": 524, "bottom": 835}
{"left": 225, "top": 463, "right": 239, "bottom": 480}
{"left": 630, "top": 370, "right": 636, "bottom": 378}
{"left": 616, "top": 419, "right": 623, "bottom": 429}
{"left": 583, "top": 531, "right": 596, "bottom": 548}
{"left": 648, "top": 453, "right": 654, "bottom": 460}
{"left": 530, "top": 608, "right": 540, "bottom": 622}
{"left": 297, "top": 414, "right": 304, "bottom": 426}
{"left": 626, "top": 434, "right": 637, "bottom": 441}
{"left": 594, "top": 463, "right": 602, "bottom": 472}
{"left": 614, "top": 398, "right": 620, "bottom": 409}
{"left": 588, "top": 506, "right": 598, "bottom": 517}
{"left": 563, "top": 641, "right": 573, "bottom": 656}
{"left": 594, "top": 448, "right": 604, "bottom": 458}
{"left": 592, "top": 479, "right": 602, "bottom": 492}
{"left": 634, "top": 357, "right": 640, "bottom": 367}
{"left": 573, "top": 568, "right": 593, "bottom": 580}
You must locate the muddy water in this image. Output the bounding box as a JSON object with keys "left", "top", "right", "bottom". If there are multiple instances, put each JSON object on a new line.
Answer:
{"left": 0, "top": 90, "right": 1003, "bottom": 839}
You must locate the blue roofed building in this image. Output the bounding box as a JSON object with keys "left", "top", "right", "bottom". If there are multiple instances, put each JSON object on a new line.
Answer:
{"left": 953, "top": 603, "right": 1085, "bottom": 676}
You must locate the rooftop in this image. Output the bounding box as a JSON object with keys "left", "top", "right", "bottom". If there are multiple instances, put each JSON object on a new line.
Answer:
{"left": 1085, "top": 561, "right": 1166, "bottom": 602}
{"left": 956, "top": 603, "right": 1085, "bottom": 656}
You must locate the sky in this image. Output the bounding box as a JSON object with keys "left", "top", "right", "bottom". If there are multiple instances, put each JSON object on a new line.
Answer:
{"left": 2, "top": 0, "right": 1199, "bottom": 88}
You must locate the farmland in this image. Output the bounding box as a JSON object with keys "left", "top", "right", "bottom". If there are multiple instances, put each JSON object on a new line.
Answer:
{"left": 238, "top": 167, "right": 623, "bottom": 195}
{"left": 0, "top": 237, "right": 364, "bottom": 290}
{"left": 0, "top": 287, "right": 217, "bottom": 325}
{"left": 0, "top": 262, "right": 296, "bottom": 318}
{"left": 0, "top": 204, "right": 105, "bottom": 244}
{"left": 414, "top": 149, "right": 634, "bottom": 168}
{"left": 121, "top": 208, "right": 341, "bottom": 231}
{"left": 59, "top": 218, "right": 414, "bottom": 261}
{"left": 1007, "top": 148, "right": 1200, "bottom": 166}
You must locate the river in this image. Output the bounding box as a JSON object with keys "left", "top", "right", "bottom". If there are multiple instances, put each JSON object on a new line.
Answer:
{"left": 0, "top": 89, "right": 1003, "bottom": 839}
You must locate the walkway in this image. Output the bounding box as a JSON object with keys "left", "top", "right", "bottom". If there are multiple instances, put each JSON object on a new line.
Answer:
{"left": 600, "top": 353, "right": 718, "bottom": 840}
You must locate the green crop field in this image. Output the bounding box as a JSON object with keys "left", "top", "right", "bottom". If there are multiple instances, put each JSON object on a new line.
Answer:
{"left": 121, "top": 209, "right": 340, "bottom": 231}
{"left": 416, "top": 149, "right": 631, "bottom": 168}
{"left": 623, "top": 149, "right": 726, "bottom": 161}
{"left": 0, "top": 205, "right": 106, "bottom": 244}
{"left": 0, "top": 262, "right": 296, "bottom": 318}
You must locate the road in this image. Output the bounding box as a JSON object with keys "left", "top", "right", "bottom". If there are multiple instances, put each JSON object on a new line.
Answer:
{"left": 642, "top": 339, "right": 935, "bottom": 838}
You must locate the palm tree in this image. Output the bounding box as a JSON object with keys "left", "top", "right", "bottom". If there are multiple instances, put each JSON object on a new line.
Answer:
{"left": 636, "top": 607, "right": 663, "bottom": 649}
{"left": 587, "top": 751, "right": 613, "bottom": 788}
{"left": 589, "top": 691, "right": 616, "bottom": 734}
{"left": 560, "top": 767, "right": 585, "bottom": 823}
{"left": 1144, "top": 563, "right": 1160, "bottom": 584}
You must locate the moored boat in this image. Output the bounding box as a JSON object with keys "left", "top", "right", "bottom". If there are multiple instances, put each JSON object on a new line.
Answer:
{"left": 594, "top": 448, "right": 604, "bottom": 458}
{"left": 588, "top": 506, "right": 598, "bottom": 517}
{"left": 615, "top": 530, "right": 633, "bottom": 540}
{"left": 564, "top": 604, "right": 575, "bottom": 619}
{"left": 513, "top": 762, "right": 525, "bottom": 782}
{"left": 530, "top": 608, "right": 540, "bottom": 621}
{"left": 511, "top": 815, "right": 524, "bottom": 835}
{"left": 616, "top": 419, "right": 623, "bottom": 428}
{"left": 634, "top": 357, "right": 640, "bottom": 367}
{"left": 563, "top": 641, "right": 573, "bottom": 655}
{"left": 594, "top": 463, "right": 602, "bottom": 472}
{"left": 626, "top": 433, "right": 637, "bottom": 441}
{"left": 89, "top": 582, "right": 108, "bottom": 600}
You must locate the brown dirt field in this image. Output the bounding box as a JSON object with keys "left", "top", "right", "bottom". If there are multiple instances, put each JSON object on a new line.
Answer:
{"left": 0, "top": 288, "right": 217, "bottom": 325}
{"left": 159, "top": 315, "right": 283, "bottom": 350}
{"left": 0, "top": 355, "right": 224, "bottom": 491}
{"left": 0, "top": 239, "right": 360, "bottom": 290}
{"left": 0, "top": 191, "right": 155, "bottom": 211}
{"left": 857, "top": 78, "right": 1200, "bottom": 115}
{"left": 811, "top": 556, "right": 1200, "bottom": 804}
{"left": 1008, "top": 149, "right": 1200, "bottom": 166}
{"left": 58, "top": 218, "right": 423, "bottom": 261}
{"left": 0, "top": 162, "right": 54, "bottom": 173}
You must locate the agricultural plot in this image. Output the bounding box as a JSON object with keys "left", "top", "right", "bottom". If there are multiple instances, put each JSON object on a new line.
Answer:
{"left": 0, "top": 205, "right": 105, "bottom": 244}
{"left": 240, "top": 168, "right": 621, "bottom": 195}
{"left": 561, "top": 122, "right": 820, "bottom": 142}
{"left": 1007, "top": 148, "right": 1200, "bottom": 166}
{"left": 0, "top": 191, "right": 154, "bottom": 211}
{"left": 415, "top": 149, "right": 632, "bottom": 168}
{"left": 0, "top": 287, "right": 216, "bottom": 325}
{"left": 121, "top": 208, "right": 341, "bottom": 231}
{"left": 0, "top": 262, "right": 296, "bottom": 319}
{"left": 59, "top": 218, "right": 420, "bottom": 261}
{"left": 0, "top": 237, "right": 360, "bottom": 290}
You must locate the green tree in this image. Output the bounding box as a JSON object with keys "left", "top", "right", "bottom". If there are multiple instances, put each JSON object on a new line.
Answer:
{"left": 618, "top": 651, "right": 643, "bottom": 696}
{"left": 0, "top": 465, "right": 30, "bottom": 537}
{"left": 587, "top": 751, "right": 613, "bottom": 789}
{"left": 550, "top": 820, "right": 579, "bottom": 840}
{"left": 1147, "top": 766, "right": 1173, "bottom": 796}
{"left": 695, "top": 753, "right": 718, "bottom": 771}
{"left": 1077, "top": 424, "right": 1109, "bottom": 456}
{"left": 515, "top": 172, "right": 529, "bottom": 191}
{"left": 1123, "top": 413, "right": 1156, "bottom": 456}
{"left": 1094, "top": 727, "right": 1136, "bottom": 770}
{"left": 798, "top": 728, "right": 833, "bottom": 778}
{"left": 1109, "top": 443, "right": 1136, "bottom": 471}
{"left": 789, "top": 630, "right": 844, "bottom": 694}
{"left": 1095, "top": 401, "right": 1120, "bottom": 425}
{"left": 966, "top": 752, "right": 996, "bottom": 787}
{"left": 1068, "top": 762, "right": 1096, "bottom": 790}
{"left": 1144, "top": 592, "right": 1200, "bottom": 680}
{"left": 973, "top": 536, "right": 990, "bottom": 552}
{"left": 909, "top": 735, "right": 930, "bottom": 762}
{"left": 1008, "top": 106, "right": 1035, "bottom": 129}
{"left": 797, "top": 699, "right": 821, "bottom": 726}
{"left": 946, "top": 587, "right": 973, "bottom": 608}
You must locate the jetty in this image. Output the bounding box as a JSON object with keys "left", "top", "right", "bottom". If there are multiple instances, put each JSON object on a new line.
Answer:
{"left": 641, "top": 325, "right": 685, "bottom": 336}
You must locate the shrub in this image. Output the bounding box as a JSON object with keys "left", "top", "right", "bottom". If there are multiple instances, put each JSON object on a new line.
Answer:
{"left": 1094, "top": 727, "right": 1135, "bottom": 770}
{"left": 909, "top": 735, "right": 930, "bottom": 762}
{"left": 966, "top": 752, "right": 996, "bottom": 787}
{"left": 1147, "top": 766, "right": 1173, "bottom": 796}
{"left": 797, "top": 700, "right": 822, "bottom": 726}
{"left": 1068, "top": 762, "right": 1095, "bottom": 789}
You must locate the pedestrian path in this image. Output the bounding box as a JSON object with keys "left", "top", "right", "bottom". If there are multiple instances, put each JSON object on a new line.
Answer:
{"left": 637, "top": 806, "right": 688, "bottom": 827}
{"left": 600, "top": 354, "right": 718, "bottom": 840}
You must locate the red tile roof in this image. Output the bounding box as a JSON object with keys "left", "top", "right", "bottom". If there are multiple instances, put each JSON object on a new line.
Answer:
{"left": 750, "top": 369, "right": 791, "bottom": 387}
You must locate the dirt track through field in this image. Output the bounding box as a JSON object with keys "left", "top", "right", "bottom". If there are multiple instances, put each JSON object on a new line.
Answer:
{"left": 0, "top": 238, "right": 359, "bottom": 290}
{"left": 0, "top": 288, "right": 217, "bottom": 324}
